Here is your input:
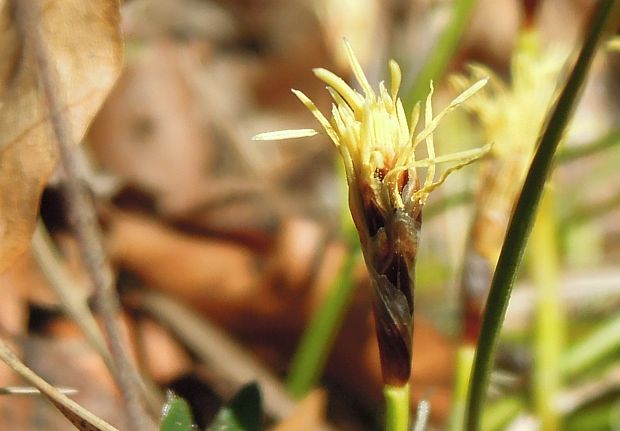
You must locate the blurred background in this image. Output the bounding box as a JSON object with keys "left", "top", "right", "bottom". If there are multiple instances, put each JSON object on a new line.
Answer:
{"left": 1, "top": 0, "right": 619, "bottom": 429}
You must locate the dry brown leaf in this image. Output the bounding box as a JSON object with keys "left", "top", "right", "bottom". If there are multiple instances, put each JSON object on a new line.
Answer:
{"left": 0, "top": 253, "right": 30, "bottom": 335}
{"left": 106, "top": 211, "right": 259, "bottom": 315}
{"left": 0, "top": 0, "right": 123, "bottom": 273}
{"left": 264, "top": 217, "right": 325, "bottom": 294}
{"left": 107, "top": 211, "right": 333, "bottom": 336}
{"left": 0, "top": 247, "right": 59, "bottom": 309}
{"left": 88, "top": 40, "right": 212, "bottom": 214}
{"left": 269, "top": 389, "right": 329, "bottom": 431}
{"left": 136, "top": 318, "right": 192, "bottom": 383}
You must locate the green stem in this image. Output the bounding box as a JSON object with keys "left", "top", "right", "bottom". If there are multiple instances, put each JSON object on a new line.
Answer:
{"left": 481, "top": 397, "right": 525, "bottom": 431}
{"left": 404, "top": 0, "right": 477, "bottom": 110}
{"left": 425, "top": 190, "right": 473, "bottom": 219}
{"left": 560, "top": 313, "right": 620, "bottom": 379}
{"left": 465, "top": 3, "right": 619, "bottom": 429}
{"left": 566, "top": 401, "right": 620, "bottom": 431}
{"left": 384, "top": 384, "right": 410, "bottom": 431}
{"left": 425, "top": 130, "right": 620, "bottom": 221}
{"left": 286, "top": 245, "right": 361, "bottom": 397}
{"left": 529, "top": 190, "right": 563, "bottom": 431}
{"left": 448, "top": 345, "right": 476, "bottom": 431}
{"left": 478, "top": 313, "right": 620, "bottom": 429}
{"left": 556, "top": 129, "right": 620, "bottom": 163}
{"left": 561, "top": 192, "right": 620, "bottom": 230}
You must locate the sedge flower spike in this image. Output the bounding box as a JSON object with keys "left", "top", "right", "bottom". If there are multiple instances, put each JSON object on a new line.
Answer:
{"left": 451, "top": 31, "right": 569, "bottom": 345}
{"left": 254, "top": 41, "right": 490, "bottom": 386}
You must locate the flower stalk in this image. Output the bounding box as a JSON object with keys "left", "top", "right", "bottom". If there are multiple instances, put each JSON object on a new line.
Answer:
{"left": 452, "top": 28, "right": 569, "bottom": 345}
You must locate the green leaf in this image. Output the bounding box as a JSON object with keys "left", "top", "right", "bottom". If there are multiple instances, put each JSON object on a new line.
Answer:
{"left": 160, "top": 391, "right": 195, "bottom": 431}
{"left": 207, "top": 383, "right": 262, "bottom": 431}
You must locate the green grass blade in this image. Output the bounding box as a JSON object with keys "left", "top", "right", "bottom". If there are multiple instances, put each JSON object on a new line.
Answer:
{"left": 286, "top": 246, "right": 361, "bottom": 397}
{"left": 425, "top": 189, "right": 473, "bottom": 219}
{"left": 447, "top": 346, "right": 476, "bottom": 431}
{"left": 424, "top": 130, "right": 620, "bottom": 220}
{"left": 286, "top": 158, "right": 362, "bottom": 397}
{"left": 560, "top": 313, "right": 620, "bottom": 379}
{"left": 529, "top": 191, "right": 563, "bottom": 430}
{"left": 404, "top": 0, "right": 477, "bottom": 110}
{"left": 465, "top": 3, "right": 620, "bottom": 430}
{"left": 481, "top": 397, "right": 525, "bottom": 431}
{"left": 556, "top": 129, "right": 620, "bottom": 163}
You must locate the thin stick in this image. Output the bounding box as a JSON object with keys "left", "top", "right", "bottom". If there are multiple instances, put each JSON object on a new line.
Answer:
{"left": 0, "top": 386, "right": 78, "bottom": 396}
{"left": 32, "top": 222, "right": 114, "bottom": 372}
{"left": 0, "top": 339, "right": 119, "bottom": 431}
{"left": 34, "top": 222, "right": 165, "bottom": 417}
{"left": 12, "top": 1, "right": 154, "bottom": 429}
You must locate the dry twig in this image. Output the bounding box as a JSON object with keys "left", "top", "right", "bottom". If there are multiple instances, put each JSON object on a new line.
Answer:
{"left": 12, "top": 1, "right": 155, "bottom": 429}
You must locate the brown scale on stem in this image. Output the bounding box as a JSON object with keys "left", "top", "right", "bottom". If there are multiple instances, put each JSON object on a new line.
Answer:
{"left": 358, "top": 171, "right": 421, "bottom": 385}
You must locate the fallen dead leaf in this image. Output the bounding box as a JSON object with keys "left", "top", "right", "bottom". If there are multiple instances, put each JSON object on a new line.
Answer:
{"left": 0, "top": 0, "right": 123, "bottom": 273}
{"left": 263, "top": 217, "right": 325, "bottom": 295}
{"left": 106, "top": 211, "right": 259, "bottom": 317}
{"left": 0, "top": 253, "right": 30, "bottom": 336}
{"left": 88, "top": 40, "right": 212, "bottom": 214}
{"left": 135, "top": 318, "right": 193, "bottom": 384}
{"left": 108, "top": 211, "right": 335, "bottom": 336}
{"left": 0, "top": 248, "right": 59, "bottom": 311}
{"left": 269, "top": 389, "right": 329, "bottom": 431}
